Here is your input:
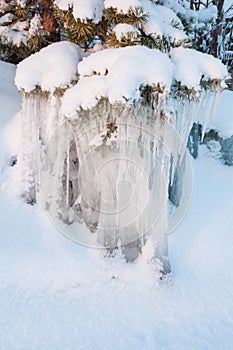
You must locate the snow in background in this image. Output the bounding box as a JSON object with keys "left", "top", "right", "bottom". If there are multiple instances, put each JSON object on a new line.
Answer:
{"left": 0, "top": 61, "right": 20, "bottom": 167}
{"left": 0, "top": 62, "right": 233, "bottom": 349}
{"left": 209, "top": 89, "right": 233, "bottom": 138}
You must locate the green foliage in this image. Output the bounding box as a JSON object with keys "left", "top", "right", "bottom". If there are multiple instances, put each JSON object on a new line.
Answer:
{"left": 0, "top": 0, "right": 59, "bottom": 63}
{"left": 107, "top": 31, "right": 141, "bottom": 48}
{"left": 104, "top": 6, "right": 148, "bottom": 28}
{"left": 171, "top": 81, "right": 198, "bottom": 101}
{"left": 0, "top": 38, "right": 31, "bottom": 64}
{"left": 0, "top": 0, "right": 199, "bottom": 62}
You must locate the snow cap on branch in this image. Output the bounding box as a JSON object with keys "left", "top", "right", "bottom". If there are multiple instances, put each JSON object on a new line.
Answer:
{"left": 55, "top": 0, "right": 104, "bottom": 23}
{"left": 15, "top": 42, "right": 82, "bottom": 92}
{"left": 170, "top": 47, "right": 228, "bottom": 90}
{"left": 62, "top": 45, "right": 173, "bottom": 118}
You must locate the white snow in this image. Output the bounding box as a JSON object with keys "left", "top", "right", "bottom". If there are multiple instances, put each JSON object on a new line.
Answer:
{"left": 54, "top": 0, "right": 187, "bottom": 44}
{"left": 1, "top": 65, "right": 233, "bottom": 348}
{"left": 105, "top": 0, "right": 187, "bottom": 44}
{"left": 0, "top": 60, "right": 20, "bottom": 174}
{"left": 29, "top": 13, "right": 42, "bottom": 36}
{"left": 0, "top": 26, "right": 28, "bottom": 46}
{"left": 0, "top": 61, "right": 20, "bottom": 126}
{"left": 197, "top": 5, "right": 217, "bottom": 23}
{"left": 104, "top": 0, "right": 141, "bottom": 13}
{"left": 60, "top": 45, "right": 228, "bottom": 117}
{"left": 0, "top": 0, "right": 8, "bottom": 12}
{"left": 143, "top": 3, "right": 186, "bottom": 44}
{"left": 55, "top": 0, "right": 104, "bottom": 23}
{"left": 62, "top": 45, "right": 173, "bottom": 117}
{"left": 15, "top": 42, "right": 82, "bottom": 92}
{"left": 113, "top": 23, "right": 140, "bottom": 41}
{"left": 208, "top": 89, "right": 233, "bottom": 138}
{"left": 224, "top": 0, "right": 233, "bottom": 11}
{"left": 162, "top": 0, "right": 186, "bottom": 17}
{"left": 0, "top": 13, "right": 16, "bottom": 25}
{"left": 16, "top": 0, "right": 26, "bottom": 6}
{"left": 11, "top": 20, "right": 28, "bottom": 31}
{"left": 170, "top": 47, "right": 228, "bottom": 90}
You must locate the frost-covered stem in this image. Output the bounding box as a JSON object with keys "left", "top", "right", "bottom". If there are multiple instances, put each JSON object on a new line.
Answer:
{"left": 21, "top": 92, "right": 40, "bottom": 204}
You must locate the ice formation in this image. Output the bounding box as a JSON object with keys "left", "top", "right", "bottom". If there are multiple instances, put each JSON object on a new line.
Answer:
{"left": 15, "top": 42, "right": 227, "bottom": 273}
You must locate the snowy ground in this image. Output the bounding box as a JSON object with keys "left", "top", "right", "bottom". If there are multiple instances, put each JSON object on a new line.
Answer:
{"left": 0, "top": 61, "right": 233, "bottom": 350}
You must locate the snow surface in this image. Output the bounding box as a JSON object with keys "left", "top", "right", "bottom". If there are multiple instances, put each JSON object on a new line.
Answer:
{"left": 170, "top": 47, "right": 228, "bottom": 90}
{"left": 15, "top": 40, "right": 227, "bottom": 114}
{"left": 0, "top": 63, "right": 233, "bottom": 349}
{"left": 0, "top": 61, "right": 20, "bottom": 127}
{"left": 62, "top": 45, "right": 173, "bottom": 117}
{"left": 0, "top": 61, "right": 20, "bottom": 186}
{"left": 208, "top": 89, "right": 233, "bottom": 138}
{"left": 0, "top": 13, "right": 16, "bottom": 25}
{"left": 0, "top": 25, "right": 28, "bottom": 46}
{"left": 142, "top": 3, "right": 187, "bottom": 44}
{"left": 113, "top": 23, "right": 140, "bottom": 41}
{"left": 104, "top": 0, "right": 141, "bottom": 13}
{"left": 54, "top": 0, "right": 187, "bottom": 43}
{"left": 60, "top": 45, "right": 228, "bottom": 116}
{"left": 11, "top": 20, "right": 28, "bottom": 31}
{"left": 197, "top": 5, "right": 217, "bottom": 23}
{"left": 15, "top": 42, "right": 82, "bottom": 93}
{"left": 29, "top": 14, "right": 42, "bottom": 37}
{"left": 55, "top": 0, "right": 104, "bottom": 23}
{"left": 106, "top": 0, "right": 187, "bottom": 44}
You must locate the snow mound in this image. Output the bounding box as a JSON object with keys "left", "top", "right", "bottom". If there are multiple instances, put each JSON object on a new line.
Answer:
{"left": 143, "top": 3, "right": 187, "bottom": 44}
{"left": 113, "top": 24, "right": 140, "bottom": 41}
{"left": 105, "top": 0, "right": 187, "bottom": 43}
{"left": 15, "top": 42, "right": 82, "bottom": 93}
{"left": 55, "top": 0, "right": 104, "bottom": 23}
{"left": 0, "top": 26, "right": 28, "bottom": 47}
{"left": 60, "top": 45, "right": 227, "bottom": 117}
{"left": 170, "top": 47, "right": 228, "bottom": 90}
{"left": 62, "top": 45, "right": 173, "bottom": 118}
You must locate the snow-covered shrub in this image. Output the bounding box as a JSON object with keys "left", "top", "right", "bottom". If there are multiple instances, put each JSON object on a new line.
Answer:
{"left": 54, "top": 0, "right": 188, "bottom": 51}
{"left": 0, "top": 0, "right": 59, "bottom": 63}
{"left": 14, "top": 37, "right": 227, "bottom": 271}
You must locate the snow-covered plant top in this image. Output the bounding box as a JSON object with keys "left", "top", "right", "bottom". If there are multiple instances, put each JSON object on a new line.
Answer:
{"left": 113, "top": 24, "right": 140, "bottom": 41}
{"left": 0, "top": 26, "right": 28, "bottom": 47}
{"left": 162, "top": 0, "right": 217, "bottom": 24}
{"left": 170, "top": 47, "right": 228, "bottom": 90}
{"left": 15, "top": 42, "right": 228, "bottom": 116}
{"left": 15, "top": 42, "right": 82, "bottom": 93}
{"left": 55, "top": 0, "right": 187, "bottom": 46}
{"left": 0, "top": 13, "right": 16, "bottom": 25}
{"left": 62, "top": 45, "right": 173, "bottom": 117}
{"left": 104, "top": 0, "right": 142, "bottom": 13}
{"left": 55, "top": 0, "right": 104, "bottom": 24}
{"left": 161, "top": 0, "right": 219, "bottom": 54}
{"left": 141, "top": 3, "right": 187, "bottom": 44}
